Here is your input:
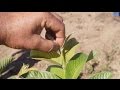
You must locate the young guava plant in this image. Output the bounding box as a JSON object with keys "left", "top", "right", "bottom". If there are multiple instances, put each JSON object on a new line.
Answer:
{"left": 30, "top": 34, "right": 96, "bottom": 79}
{"left": 0, "top": 34, "right": 112, "bottom": 79}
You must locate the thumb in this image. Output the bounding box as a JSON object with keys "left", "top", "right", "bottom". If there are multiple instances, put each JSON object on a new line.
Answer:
{"left": 24, "top": 35, "right": 59, "bottom": 52}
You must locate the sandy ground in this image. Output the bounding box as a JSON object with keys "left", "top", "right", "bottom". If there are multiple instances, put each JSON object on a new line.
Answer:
{"left": 1, "top": 12, "right": 120, "bottom": 79}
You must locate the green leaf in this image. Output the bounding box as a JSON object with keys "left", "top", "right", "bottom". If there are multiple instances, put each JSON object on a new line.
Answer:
{"left": 90, "top": 71, "right": 112, "bottom": 79}
{"left": 48, "top": 65, "right": 65, "bottom": 79}
{"left": 65, "top": 44, "right": 79, "bottom": 63}
{"left": 30, "top": 50, "right": 62, "bottom": 65}
{"left": 30, "top": 50, "right": 60, "bottom": 59}
{"left": 18, "top": 64, "right": 37, "bottom": 76}
{"left": 0, "top": 56, "right": 14, "bottom": 74}
{"left": 25, "top": 70, "right": 60, "bottom": 79}
{"left": 63, "top": 38, "right": 79, "bottom": 53}
{"left": 65, "top": 53, "right": 88, "bottom": 79}
{"left": 63, "top": 34, "right": 73, "bottom": 47}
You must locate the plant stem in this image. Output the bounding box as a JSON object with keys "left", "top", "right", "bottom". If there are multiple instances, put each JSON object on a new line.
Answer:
{"left": 62, "top": 50, "right": 67, "bottom": 69}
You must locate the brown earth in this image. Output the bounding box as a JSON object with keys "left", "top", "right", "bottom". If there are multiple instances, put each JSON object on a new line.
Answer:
{"left": 1, "top": 12, "right": 120, "bottom": 79}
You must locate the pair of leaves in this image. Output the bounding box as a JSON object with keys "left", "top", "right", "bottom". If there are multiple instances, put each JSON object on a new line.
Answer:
{"left": 49, "top": 51, "right": 95, "bottom": 79}
{"left": 0, "top": 56, "right": 14, "bottom": 74}
{"left": 49, "top": 53, "right": 89, "bottom": 79}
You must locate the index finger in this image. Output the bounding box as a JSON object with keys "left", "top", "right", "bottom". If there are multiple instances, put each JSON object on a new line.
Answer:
{"left": 44, "top": 13, "right": 65, "bottom": 47}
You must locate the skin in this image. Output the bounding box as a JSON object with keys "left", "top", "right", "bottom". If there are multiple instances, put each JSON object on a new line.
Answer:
{"left": 0, "top": 12, "right": 65, "bottom": 52}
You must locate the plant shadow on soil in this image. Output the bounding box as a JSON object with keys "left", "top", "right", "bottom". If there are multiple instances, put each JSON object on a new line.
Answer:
{"left": 0, "top": 50, "right": 39, "bottom": 79}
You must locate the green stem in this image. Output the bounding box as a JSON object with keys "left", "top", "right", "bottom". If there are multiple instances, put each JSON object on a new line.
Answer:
{"left": 62, "top": 50, "right": 66, "bottom": 69}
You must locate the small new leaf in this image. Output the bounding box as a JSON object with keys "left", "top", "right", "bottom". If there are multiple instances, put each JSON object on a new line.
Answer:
{"left": 18, "top": 64, "right": 37, "bottom": 76}
{"left": 87, "top": 51, "right": 95, "bottom": 62}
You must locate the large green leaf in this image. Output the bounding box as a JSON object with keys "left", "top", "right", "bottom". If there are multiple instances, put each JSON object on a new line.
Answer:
{"left": 0, "top": 56, "right": 14, "bottom": 74}
{"left": 48, "top": 65, "right": 65, "bottom": 79}
{"left": 65, "top": 53, "right": 88, "bottom": 79}
{"left": 90, "top": 71, "right": 112, "bottom": 79}
{"left": 62, "top": 37, "right": 79, "bottom": 64}
{"left": 30, "top": 50, "right": 62, "bottom": 65}
{"left": 25, "top": 70, "right": 60, "bottom": 79}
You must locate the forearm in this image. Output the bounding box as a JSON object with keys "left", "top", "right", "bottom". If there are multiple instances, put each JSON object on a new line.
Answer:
{"left": 0, "top": 29, "right": 6, "bottom": 45}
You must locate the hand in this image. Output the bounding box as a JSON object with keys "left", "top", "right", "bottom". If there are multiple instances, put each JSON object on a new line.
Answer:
{"left": 0, "top": 12, "right": 65, "bottom": 52}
